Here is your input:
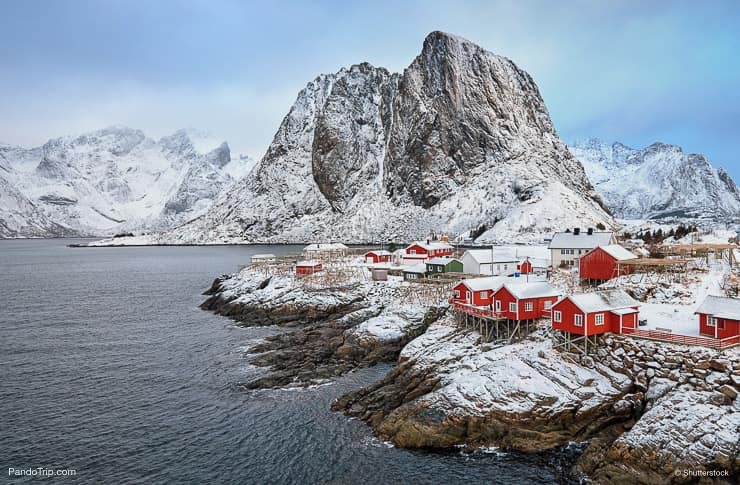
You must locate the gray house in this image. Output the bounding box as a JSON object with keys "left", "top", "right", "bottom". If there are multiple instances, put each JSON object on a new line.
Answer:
{"left": 548, "top": 228, "right": 615, "bottom": 268}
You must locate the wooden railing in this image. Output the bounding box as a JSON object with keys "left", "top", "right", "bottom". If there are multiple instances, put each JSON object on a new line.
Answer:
{"left": 449, "top": 300, "right": 505, "bottom": 320}
{"left": 621, "top": 327, "right": 740, "bottom": 349}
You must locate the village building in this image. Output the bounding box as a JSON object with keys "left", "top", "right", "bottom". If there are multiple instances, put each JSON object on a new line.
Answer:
{"left": 450, "top": 276, "right": 508, "bottom": 306}
{"left": 425, "top": 257, "right": 463, "bottom": 276}
{"left": 250, "top": 253, "right": 276, "bottom": 263}
{"left": 402, "top": 263, "right": 427, "bottom": 281}
{"left": 551, "top": 289, "right": 640, "bottom": 336}
{"left": 492, "top": 282, "right": 560, "bottom": 321}
{"left": 579, "top": 244, "right": 637, "bottom": 283}
{"left": 460, "top": 249, "right": 518, "bottom": 275}
{"left": 363, "top": 250, "right": 393, "bottom": 264}
{"left": 548, "top": 228, "right": 616, "bottom": 268}
{"left": 403, "top": 240, "right": 454, "bottom": 263}
{"left": 303, "top": 243, "right": 348, "bottom": 259}
{"left": 695, "top": 295, "right": 740, "bottom": 339}
{"left": 295, "top": 261, "right": 323, "bottom": 275}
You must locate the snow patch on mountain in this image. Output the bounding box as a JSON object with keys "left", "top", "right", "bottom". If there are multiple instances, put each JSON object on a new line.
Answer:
{"left": 0, "top": 126, "right": 254, "bottom": 237}
{"left": 571, "top": 138, "right": 740, "bottom": 221}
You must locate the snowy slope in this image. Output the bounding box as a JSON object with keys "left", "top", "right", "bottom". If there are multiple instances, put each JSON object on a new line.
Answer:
{"left": 155, "top": 32, "right": 612, "bottom": 245}
{"left": 0, "top": 126, "right": 254, "bottom": 237}
{"left": 571, "top": 138, "right": 740, "bottom": 220}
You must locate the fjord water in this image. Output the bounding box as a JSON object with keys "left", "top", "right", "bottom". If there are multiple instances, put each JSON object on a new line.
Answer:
{"left": 1, "top": 240, "right": 568, "bottom": 484}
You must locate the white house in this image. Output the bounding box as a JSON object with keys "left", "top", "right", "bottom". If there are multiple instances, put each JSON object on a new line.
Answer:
{"left": 460, "top": 249, "right": 519, "bottom": 275}
{"left": 548, "top": 228, "right": 615, "bottom": 268}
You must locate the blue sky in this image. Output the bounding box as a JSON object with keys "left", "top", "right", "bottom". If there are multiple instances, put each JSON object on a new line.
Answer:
{"left": 1, "top": 0, "right": 739, "bottom": 178}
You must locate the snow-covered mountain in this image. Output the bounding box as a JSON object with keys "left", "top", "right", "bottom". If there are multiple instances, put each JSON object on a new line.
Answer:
{"left": 156, "top": 32, "right": 612, "bottom": 245}
{"left": 571, "top": 138, "right": 740, "bottom": 220}
{"left": 0, "top": 127, "right": 254, "bottom": 237}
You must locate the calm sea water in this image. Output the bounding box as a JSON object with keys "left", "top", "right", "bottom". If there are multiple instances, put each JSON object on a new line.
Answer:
{"left": 1, "top": 239, "right": 572, "bottom": 484}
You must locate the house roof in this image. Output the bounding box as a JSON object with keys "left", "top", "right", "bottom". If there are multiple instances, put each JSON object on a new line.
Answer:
{"left": 297, "top": 260, "right": 322, "bottom": 266}
{"left": 403, "top": 263, "right": 427, "bottom": 274}
{"left": 426, "top": 257, "right": 461, "bottom": 265}
{"left": 409, "top": 240, "right": 453, "bottom": 251}
{"left": 548, "top": 231, "right": 614, "bottom": 249}
{"left": 500, "top": 282, "right": 560, "bottom": 299}
{"left": 561, "top": 289, "right": 639, "bottom": 313}
{"left": 251, "top": 253, "right": 275, "bottom": 259}
{"left": 695, "top": 295, "right": 740, "bottom": 320}
{"left": 365, "top": 250, "right": 392, "bottom": 256}
{"left": 611, "top": 307, "right": 638, "bottom": 315}
{"left": 594, "top": 244, "right": 637, "bottom": 261}
{"left": 458, "top": 276, "right": 509, "bottom": 292}
{"left": 462, "top": 249, "right": 519, "bottom": 264}
{"left": 304, "top": 243, "right": 348, "bottom": 251}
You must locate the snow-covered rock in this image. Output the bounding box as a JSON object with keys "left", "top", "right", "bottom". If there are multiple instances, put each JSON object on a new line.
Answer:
{"left": 333, "top": 322, "right": 637, "bottom": 451}
{"left": 0, "top": 126, "right": 254, "bottom": 237}
{"left": 571, "top": 138, "right": 740, "bottom": 221}
{"left": 148, "top": 31, "right": 612, "bottom": 245}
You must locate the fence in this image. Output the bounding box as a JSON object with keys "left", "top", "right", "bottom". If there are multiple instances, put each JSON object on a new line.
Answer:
{"left": 449, "top": 301, "right": 505, "bottom": 320}
{"left": 621, "top": 327, "right": 739, "bottom": 350}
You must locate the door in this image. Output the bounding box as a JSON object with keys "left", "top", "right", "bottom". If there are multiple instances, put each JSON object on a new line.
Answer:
{"left": 495, "top": 300, "right": 501, "bottom": 312}
{"left": 466, "top": 291, "right": 471, "bottom": 304}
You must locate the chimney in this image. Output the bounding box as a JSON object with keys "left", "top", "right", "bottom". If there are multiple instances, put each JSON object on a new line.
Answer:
{"left": 587, "top": 227, "right": 593, "bottom": 235}
{"left": 574, "top": 227, "right": 581, "bottom": 235}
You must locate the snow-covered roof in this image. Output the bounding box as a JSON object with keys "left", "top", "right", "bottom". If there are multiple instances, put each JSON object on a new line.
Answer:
{"left": 365, "top": 250, "right": 392, "bottom": 256}
{"left": 410, "top": 240, "right": 453, "bottom": 251}
{"left": 462, "top": 249, "right": 519, "bottom": 264}
{"left": 403, "top": 263, "right": 427, "bottom": 274}
{"left": 548, "top": 231, "right": 613, "bottom": 249}
{"left": 304, "top": 243, "right": 348, "bottom": 251}
{"left": 593, "top": 244, "right": 637, "bottom": 261}
{"left": 563, "top": 289, "right": 639, "bottom": 314}
{"left": 426, "top": 257, "right": 461, "bottom": 265}
{"left": 502, "top": 282, "right": 559, "bottom": 299}
{"left": 695, "top": 295, "right": 740, "bottom": 320}
{"left": 459, "top": 276, "right": 508, "bottom": 292}
{"left": 251, "top": 253, "right": 275, "bottom": 260}
{"left": 611, "top": 307, "right": 638, "bottom": 315}
{"left": 296, "top": 260, "right": 322, "bottom": 266}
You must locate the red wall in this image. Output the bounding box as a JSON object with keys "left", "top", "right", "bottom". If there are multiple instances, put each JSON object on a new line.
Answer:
{"left": 519, "top": 260, "right": 533, "bottom": 274}
{"left": 492, "top": 287, "right": 558, "bottom": 320}
{"left": 406, "top": 244, "right": 452, "bottom": 258}
{"left": 451, "top": 282, "right": 494, "bottom": 306}
{"left": 296, "top": 263, "right": 322, "bottom": 275}
{"left": 405, "top": 244, "right": 429, "bottom": 256}
{"left": 552, "top": 298, "right": 641, "bottom": 335}
{"left": 579, "top": 247, "right": 631, "bottom": 281}
{"left": 365, "top": 252, "right": 391, "bottom": 263}
{"left": 698, "top": 313, "right": 740, "bottom": 339}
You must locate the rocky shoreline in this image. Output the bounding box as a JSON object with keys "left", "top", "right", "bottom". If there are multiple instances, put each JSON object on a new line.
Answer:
{"left": 203, "top": 268, "right": 738, "bottom": 483}
{"left": 200, "top": 268, "right": 445, "bottom": 388}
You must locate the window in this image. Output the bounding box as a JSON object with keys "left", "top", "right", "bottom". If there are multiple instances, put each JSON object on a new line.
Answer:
{"left": 595, "top": 313, "right": 604, "bottom": 325}
{"left": 454, "top": 290, "right": 460, "bottom": 298}
{"left": 553, "top": 310, "right": 562, "bottom": 322}
{"left": 504, "top": 264, "right": 508, "bottom": 270}
{"left": 509, "top": 302, "right": 516, "bottom": 312}
{"left": 410, "top": 249, "right": 416, "bottom": 255}
{"left": 495, "top": 300, "right": 501, "bottom": 311}
{"left": 544, "top": 301, "right": 552, "bottom": 309}
{"left": 525, "top": 302, "right": 533, "bottom": 312}
{"left": 707, "top": 316, "right": 717, "bottom": 327}
{"left": 561, "top": 249, "right": 566, "bottom": 255}
{"left": 574, "top": 314, "right": 583, "bottom": 326}
{"left": 481, "top": 291, "right": 488, "bottom": 299}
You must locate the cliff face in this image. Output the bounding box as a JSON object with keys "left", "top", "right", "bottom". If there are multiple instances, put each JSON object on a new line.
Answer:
{"left": 164, "top": 31, "right": 612, "bottom": 245}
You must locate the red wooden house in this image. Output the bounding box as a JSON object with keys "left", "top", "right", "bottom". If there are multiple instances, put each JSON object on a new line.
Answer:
{"left": 551, "top": 289, "right": 640, "bottom": 336}
{"left": 492, "top": 282, "right": 560, "bottom": 321}
{"left": 296, "top": 261, "right": 323, "bottom": 275}
{"left": 518, "top": 259, "right": 533, "bottom": 275}
{"left": 695, "top": 295, "right": 740, "bottom": 339}
{"left": 404, "top": 240, "right": 454, "bottom": 263}
{"left": 364, "top": 250, "right": 392, "bottom": 264}
{"left": 579, "top": 245, "right": 636, "bottom": 282}
{"left": 450, "top": 276, "right": 507, "bottom": 307}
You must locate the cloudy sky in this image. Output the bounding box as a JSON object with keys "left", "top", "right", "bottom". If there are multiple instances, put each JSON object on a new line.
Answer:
{"left": 2, "top": 0, "right": 739, "bottom": 177}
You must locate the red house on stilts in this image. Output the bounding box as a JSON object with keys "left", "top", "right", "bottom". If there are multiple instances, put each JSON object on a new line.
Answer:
{"left": 492, "top": 282, "right": 559, "bottom": 321}
{"left": 450, "top": 277, "right": 506, "bottom": 307}
{"left": 296, "top": 261, "right": 323, "bottom": 275}
{"left": 579, "top": 245, "right": 636, "bottom": 283}
{"left": 551, "top": 289, "right": 640, "bottom": 353}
